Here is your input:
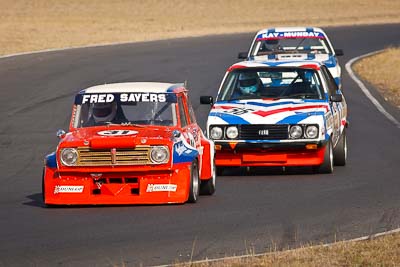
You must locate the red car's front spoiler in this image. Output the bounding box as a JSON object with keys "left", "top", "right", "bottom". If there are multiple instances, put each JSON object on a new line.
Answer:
{"left": 43, "top": 163, "right": 191, "bottom": 205}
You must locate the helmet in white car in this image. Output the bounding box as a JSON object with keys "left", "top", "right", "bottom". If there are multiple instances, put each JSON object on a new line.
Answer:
{"left": 239, "top": 72, "right": 259, "bottom": 95}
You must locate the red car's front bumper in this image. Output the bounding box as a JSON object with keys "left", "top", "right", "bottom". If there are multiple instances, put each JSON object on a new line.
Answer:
{"left": 214, "top": 142, "right": 326, "bottom": 167}
{"left": 43, "top": 163, "right": 191, "bottom": 205}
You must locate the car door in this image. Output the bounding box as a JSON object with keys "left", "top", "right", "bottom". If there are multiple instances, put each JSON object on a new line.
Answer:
{"left": 185, "top": 93, "right": 202, "bottom": 147}
{"left": 177, "top": 93, "right": 198, "bottom": 148}
{"left": 321, "top": 65, "right": 342, "bottom": 144}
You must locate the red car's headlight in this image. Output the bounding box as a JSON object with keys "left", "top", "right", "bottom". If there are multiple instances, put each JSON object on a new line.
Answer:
{"left": 150, "top": 146, "right": 169, "bottom": 164}
{"left": 60, "top": 148, "right": 78, "bottom": 166}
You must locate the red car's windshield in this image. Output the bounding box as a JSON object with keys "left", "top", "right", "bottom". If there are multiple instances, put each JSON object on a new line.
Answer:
{"left": 73, "top": 93, "right": 177, "bottom": 127}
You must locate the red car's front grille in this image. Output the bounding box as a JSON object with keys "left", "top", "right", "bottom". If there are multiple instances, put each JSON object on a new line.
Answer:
{"left": 77, "top": 146, "right": 151, "bottom": 166}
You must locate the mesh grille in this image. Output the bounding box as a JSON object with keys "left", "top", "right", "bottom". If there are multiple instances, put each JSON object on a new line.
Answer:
{"left": 77, "top": 146, "right": 151, "bottom": 166}
{"left": 239, "top": 124, "right": 289, "bottom": 140}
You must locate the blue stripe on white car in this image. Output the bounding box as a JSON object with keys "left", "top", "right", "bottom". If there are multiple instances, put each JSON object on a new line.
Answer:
{"left": 209, "top": 112, "right": 250, "bottom": 124}
{"left": 276, "top": 111, "right": 325, "bottom": 124}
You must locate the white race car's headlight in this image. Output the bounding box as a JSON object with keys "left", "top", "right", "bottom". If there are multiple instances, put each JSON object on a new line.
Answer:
{"left": 210, "top": 126, "right": 223, "bottom": 140}
{"left": 305, "top": 125, "right": 319, "bottom": 139}
{"left": 150, "top": 146, "right": 169, "bottom": 164}
{"left": 60, "top": 148, "right": 78, "bottom": 166}
{"left": 289, "top": 125, "right": 303, "bottom": 139}
{"left": 226, "top": 126, "right": 238, "bottom": 139}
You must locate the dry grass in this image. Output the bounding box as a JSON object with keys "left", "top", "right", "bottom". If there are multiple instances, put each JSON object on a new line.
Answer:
{"left": 177, "top": 232, "right": 400, "bottom": 267}
{"left": 1, "top": 0, "right": 400, "bottom": 56}
{"left": 353, "top": 48, "right": 400, "bottom": 108}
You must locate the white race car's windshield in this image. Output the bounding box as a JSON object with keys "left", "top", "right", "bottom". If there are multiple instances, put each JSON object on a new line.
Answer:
{"left": 73, "top": 93, "right": 177, "bottom": 128}
{"left": 217, "top": 68, "right": 325, "bottom": 101}
{"left": 251, "top": 37, "right": 332, "bottom": 56}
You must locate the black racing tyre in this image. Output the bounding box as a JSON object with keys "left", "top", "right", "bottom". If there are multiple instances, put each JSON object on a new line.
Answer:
{"left": 200, "top": 161, "right": 216, "bottom": 195}
{"left": 216, "top": 167, "right": 224, "bottom": 176}
{"left": 314, "top": 139, "right": 334, "bottom": 174}
{"left": 187, "top": 160, "right": 200, "bottom": 203}
{"left": 333, "top": 129, "right": 347, "bottom": 166}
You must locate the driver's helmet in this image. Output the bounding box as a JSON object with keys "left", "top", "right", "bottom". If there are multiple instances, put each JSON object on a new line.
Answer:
{"left": 269, "top": 71, "right": 282, "bottom": 86}
{"left": 92, "top": 102, "right": 117, "bottom": 122}
{"left": 239, "top": 72, "right": 259, "bottom": 95}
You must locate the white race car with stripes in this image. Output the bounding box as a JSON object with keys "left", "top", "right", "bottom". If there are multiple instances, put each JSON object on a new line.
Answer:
{"left": 201, "top": 60, "right": 348, "bottom": 173}
{"left": 238, "top": 27, "right": 344, "bottom": 88}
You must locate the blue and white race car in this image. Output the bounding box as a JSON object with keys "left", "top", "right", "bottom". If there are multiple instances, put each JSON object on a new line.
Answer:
{"left": 238, "top": 27, "right": 344, "bottom": 88}
{"left": 200, "top": 60, "right": 348, "bottom": 174}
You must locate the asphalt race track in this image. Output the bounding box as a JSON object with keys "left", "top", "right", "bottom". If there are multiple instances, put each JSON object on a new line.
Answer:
{"left": 0, "top": 24, "right": 399, "bottom": 266}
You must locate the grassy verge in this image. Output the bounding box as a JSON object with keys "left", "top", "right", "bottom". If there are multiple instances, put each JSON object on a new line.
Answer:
{"left": 0, "top": 0, "right": 400, "bottom": 56}
{"left": 353, "top": 47, "right": 400, "bottom": 108}
{"left": 177, "top": 232, "right": 400, "bottom": 266}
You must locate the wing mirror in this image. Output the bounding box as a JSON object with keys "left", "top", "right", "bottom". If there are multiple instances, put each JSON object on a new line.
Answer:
{"left": 238, "top": 52, "right": 248, "bottom": 59}
{"left": 200, "top": 96, "right": 214, "bottom": 105}
{"left": 56, "top": 129, "right": 66, "bottom": 139}
{"left": 334, "top": 49, "right": 344, "bottom": 56}
{"left": 172, "top": 130, "right": 181, "bottom": 138}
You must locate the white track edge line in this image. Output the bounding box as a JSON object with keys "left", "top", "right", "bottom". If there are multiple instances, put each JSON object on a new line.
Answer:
{"left": 0, "top": 33, "right": 226, "bottom": 60}
{"left": 152, "top": 228, "right": 400, "bottom": 267}
{"left": 0, "top": 41, "right": 146, "bottom": 60}
{"left": 345, "top": 50, "right": 400, "bottom": 129}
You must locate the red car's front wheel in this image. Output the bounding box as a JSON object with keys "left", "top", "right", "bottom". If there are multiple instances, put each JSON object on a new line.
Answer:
{"left": 187, "top": 160, "right": 200, "bottom": 203}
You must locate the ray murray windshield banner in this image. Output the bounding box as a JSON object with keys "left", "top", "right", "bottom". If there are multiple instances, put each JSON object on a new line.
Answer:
{"left": 74, "top": 92, "right": 177, "bottom": 104}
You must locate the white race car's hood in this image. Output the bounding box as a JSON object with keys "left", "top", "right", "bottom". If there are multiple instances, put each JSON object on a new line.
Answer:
{"left": 208, "top": 99, "right": 329, "bottom": 125}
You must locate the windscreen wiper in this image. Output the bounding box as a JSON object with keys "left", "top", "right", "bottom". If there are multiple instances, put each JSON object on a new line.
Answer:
{"left": 293, "top": 38, "right": 306, "bottom": 53}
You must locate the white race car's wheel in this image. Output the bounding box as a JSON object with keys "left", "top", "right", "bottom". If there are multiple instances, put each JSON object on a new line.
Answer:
{"left": 216, "top": 167, "right": 224, "bottom": 176}
{"left": 333, "top": 129, "right": 347, "bottom": 166}
{"left": 200, "top": 161, "right": 216, "bottom": 195}
{"left": 187, "top": 160, "right": 200, "bottom": 203}
{"left": 314, "top": 140, "right": 334, "bottom": 174}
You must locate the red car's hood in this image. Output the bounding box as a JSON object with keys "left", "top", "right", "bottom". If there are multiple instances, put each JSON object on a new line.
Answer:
{"left": 60, "top": 125, "right": 175, "bottom": 149}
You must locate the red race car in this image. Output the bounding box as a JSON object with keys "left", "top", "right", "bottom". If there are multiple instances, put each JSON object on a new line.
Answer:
{"left": 43, "top": 82, "right": 215, "bottom": 205}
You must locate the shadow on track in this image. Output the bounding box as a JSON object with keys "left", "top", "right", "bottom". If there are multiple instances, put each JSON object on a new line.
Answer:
{"left": 24, "top": 193, "right": 45, "bottom": 208}
{"left": 24, "top": 193, "right": 185, "bottom": 209}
